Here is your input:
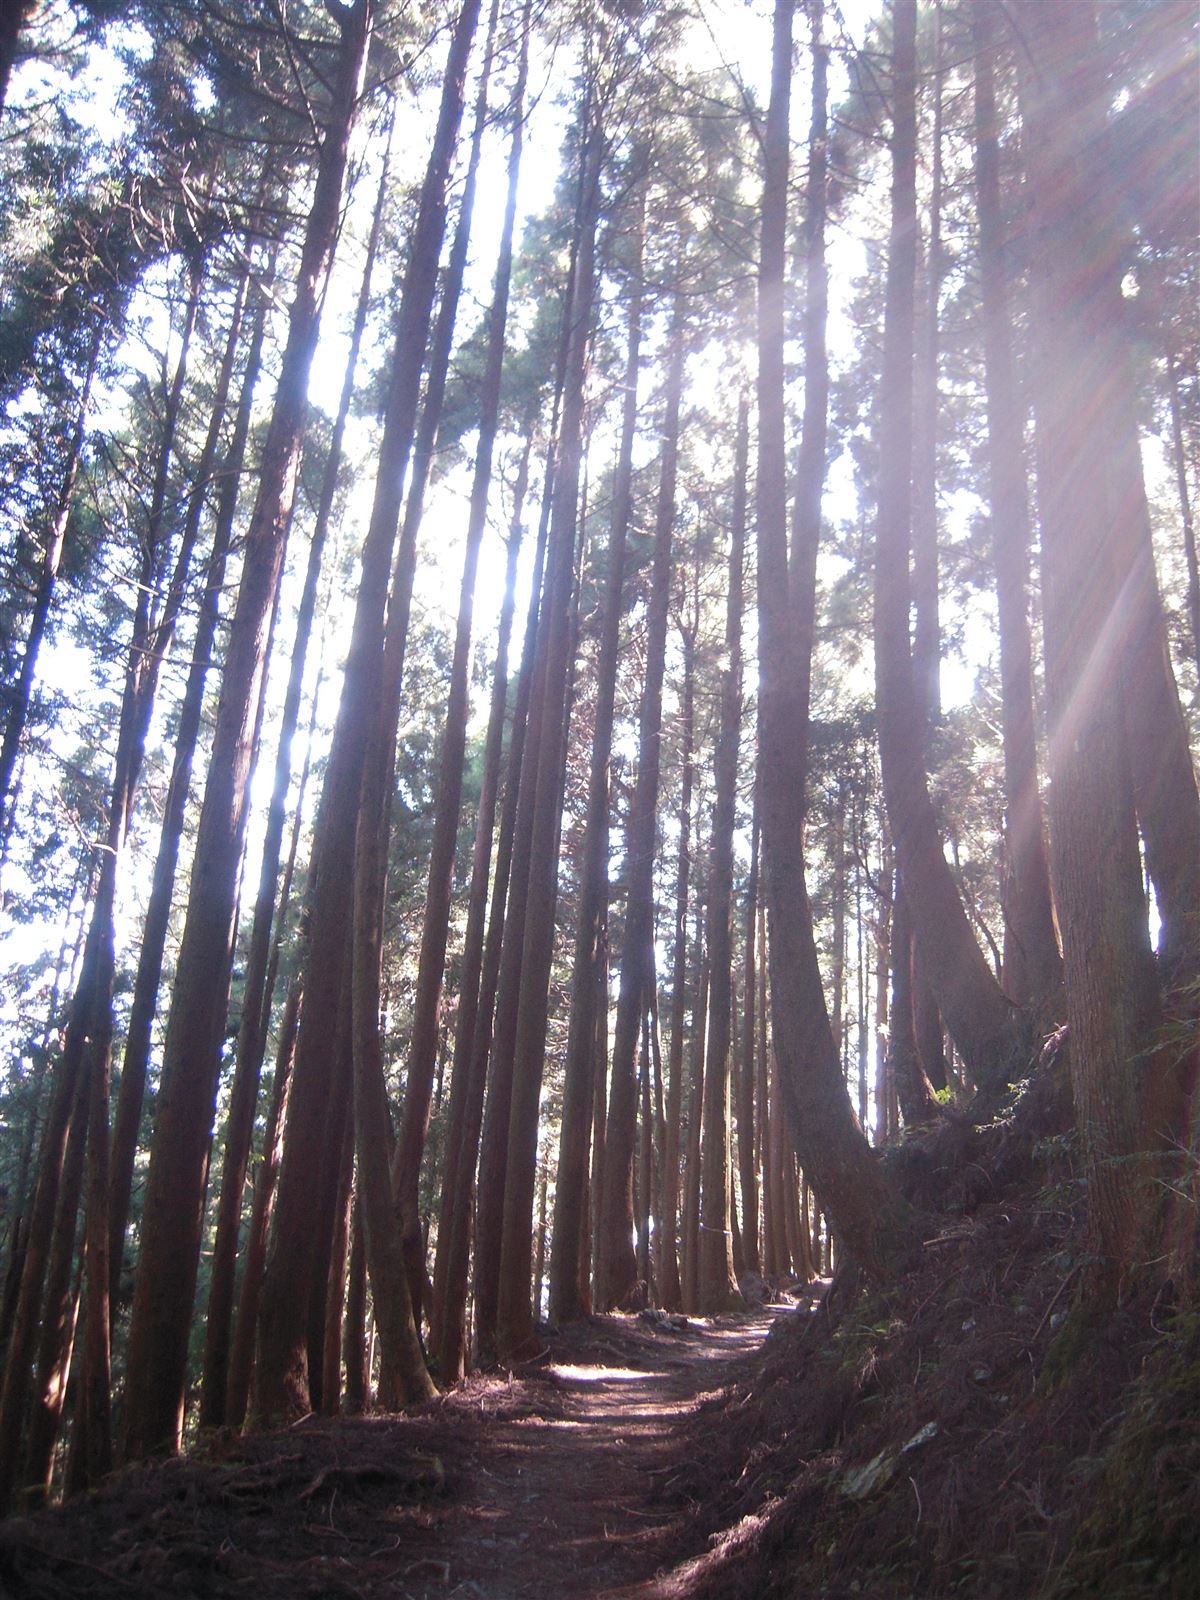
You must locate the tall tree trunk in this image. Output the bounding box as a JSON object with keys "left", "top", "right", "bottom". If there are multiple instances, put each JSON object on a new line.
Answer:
{"left": 431, "top": 442, "right": 534, "bottom": 1381}
{"left": 393, "top": 7, "right": 529, "bottom": 1328}
{"left": 122, "top": 3, "right": 371, "bottom": 1460}
{"left": 970, "top": 0, "right": 1061, "bottom": 1012}
{"left": 224, "top": 979, "right": 300, "bottom": 1430}
{"left": 494, "top": 109, "right": 601, "bottom": 1362}
{"left": 550, "top": 195, "right": 645, "bottom": 1325}
{"left": 199, "top": 138, "right": 390, "bottom": 1431}
{"left": 757, "top": 0, "right": 914, "bottom": 1281}
{"left": 698, "top": 392, "right": 748, "bottom": 1314}
{"left": 873, "top": 0, "right": 1020, "bottom": 1096}
{"left": 254, "top": 0, "right": 474, "bottom": 1425}
{"left": 736, "top": 786, "right": 760, "bottom": 1276}
{"left": 680, "top": 944, "right": 708, "bottom": 1314}
{"left": 1018, "top": 0, "right": 1163, "bottom": 1289}
{"left": 0, "top": 254, "right": 206, "bottom": 1501}
{"left": 597, "top": 295, "right": 686, "bottom": 1314}
{"left": 108, "top": 263, "right": 266, "bottom": 1317}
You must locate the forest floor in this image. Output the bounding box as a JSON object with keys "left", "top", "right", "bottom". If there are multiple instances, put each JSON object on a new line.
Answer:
{"left": 0, "top": 1303, "right": 805, "bottom": 1600}
{"left": 3, "top": 1055, "right": 1200, "bottom": 1599}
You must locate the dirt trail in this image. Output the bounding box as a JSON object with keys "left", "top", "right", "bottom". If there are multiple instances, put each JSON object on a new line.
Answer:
{"left": 423, "top": 1310, "right": 780, "bottom": 1599}
{"left": 0, "top": 1308, "right": 798, "bottom": 1600}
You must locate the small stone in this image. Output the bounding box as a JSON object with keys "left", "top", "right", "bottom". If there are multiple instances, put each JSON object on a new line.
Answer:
{"left": 961, "top": 1318, "right": 976, "bottom": 1332}
{"left": 972, "top": 1366, "right": 993, "bottom": 1383}
{"left": 1050, "top": 1311, "right": 1066, "bottom": 1331}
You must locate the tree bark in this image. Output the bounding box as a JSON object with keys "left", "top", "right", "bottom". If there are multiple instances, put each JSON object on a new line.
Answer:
{"left": 970, "top": 0, "right": 1061, "bottom": 1012}
{"left": 597, "top": 295, "right": 686, "bottom": 1313}
{"left": 550, "top": 195, "right": 645, "bottom": 1325}
{"left": 494, "top": 108, "right": 601, "bottom": 1361}
{"left": 1018, "top": 0, "right": 1163, "bottom": 1287}
{"left": 698, "top": 392, "right": 748, "bottom": 1314}
{"left": 393, "top": 6, "right": 529, "bottom": 1328}
{"left": 757, "top": 0, "right": 915, "bottom": 1281}
{"left": 254, "top": 0, "right": 474, "bottom": 1425}
{"left": 873, "top": 0, "right": 1021, "bottom": 1096}
{"left": 123, "top": 2, "right": 371, "bottom": 1459}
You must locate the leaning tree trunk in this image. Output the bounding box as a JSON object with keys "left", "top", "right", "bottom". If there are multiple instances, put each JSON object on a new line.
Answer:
{"left": 873, "top": 0, "right": 1021, "bottom": 1097}
{"left": 393, "top": 8, "right": 529, "bottom": 1329}
{"left": 108, "top": 261, "right": 265, "bottom": 1313}
{"left": 756, "top": 0, "right": 915, "bottom": 1283}
{"left": 122, "top": 1, "right": 371, "bottom": 1460}
{"left": 199, "top": 137, "right": 391, "bottom": 1430}
{"left": 0, "top": 322, "right": 100, "bottom": 836}
{"left": 254, "top": 0, "right": 476, "bottom": 1425}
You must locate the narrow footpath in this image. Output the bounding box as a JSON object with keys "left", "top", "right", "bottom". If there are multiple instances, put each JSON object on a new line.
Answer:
{"left": 0, "top": 1309, "right": 792, "bottom": 1600}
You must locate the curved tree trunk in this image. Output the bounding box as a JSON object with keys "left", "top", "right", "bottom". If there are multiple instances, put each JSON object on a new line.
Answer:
{"left": 873, "top": 0, "right": 1021, "bottom": 1096}
{"left": 757, "top": 0, "right": 914, "bottom": 1282}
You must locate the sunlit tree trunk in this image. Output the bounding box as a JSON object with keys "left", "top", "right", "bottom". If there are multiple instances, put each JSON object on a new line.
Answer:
{"left": 758, "top": 0, "right": 913, "bottom": 1279}
{"left": 123, "top": 3, "right": 371, "bottom": 1459}
{"left": 970, "top": 0, "right": 1060, "bottom": 1013}
{"left": 255, "top": 0, "right": 474, "bottom": 1424}
{"left": 494, "top": 108, "right": 601, "bottom": 1361}
{"left": 394, "top": 8, "right": 529, "bottom": 1329}
{"left": 550, "top": 195, "right": 645, "bottom": 1325}
{"left": 597, "top": 295, "right": 686, "bottom": 1314}
{"left": 698, "top": 391, "right": 748, "bottom": 1313}
{"left": 1018, "top": 0, "right": 1163, "bottom": 1289}
{"left": 873, "top": 0, "right": 1020, "bottom": 1096}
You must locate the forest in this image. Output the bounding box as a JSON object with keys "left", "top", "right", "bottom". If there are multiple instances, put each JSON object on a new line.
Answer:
{"left": 0, "top": 0, "right": 1197, "bottom": 1594}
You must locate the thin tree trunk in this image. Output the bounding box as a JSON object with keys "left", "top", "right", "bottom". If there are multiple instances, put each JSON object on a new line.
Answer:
{"left": 494, "top": 108, "right": 601, "bottom": 1362}
{"left": 550, "top": 194, "right": 645, "bottom": 1325}
{"left": 873, "top": 0, "right": 1020, "bottom": 1096}
{"left": 597, "top": 295, "right": 686, "bottom": 1314}
{"left": 224, "top": 980, "right": 300, "bottom": 1431}
{"left": 758, "top": 0, "right": 913, "bottom": 1279}
{"left": 342, "top": 1203, "right": 367, "bottom": 1415}
{"left": 122, "top": 4, "right": 371, "bottom": 1460}
{"left": 431, "top": 444, "right": 534, "bottom": 1381}
{"left": 0, "top": 254, "right": 206, "bottom": 1501}
{"left": 0, "top": 322, "right": 100, "bottom": 840}
{"left": 658, "top": 627, "right": 696, "bottom": 1313}
{"left": 970, "top": 0, "right": 1061, "bottom": 1011}
{"left": 680, "top": 946, "right": 708, "bottom": 1314}
{"left": 736, "top": 790, "right": 760, "bottom": 1277}
{"left": 394, "top": 7, "right": 529, "bottom": 1327}
{"left": 698, "top": 391, "right": 747, "bottom": 1314}
{"left": 109, "top": 265, "right": 266, "bottom": 1317}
